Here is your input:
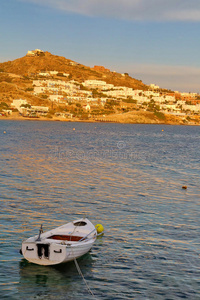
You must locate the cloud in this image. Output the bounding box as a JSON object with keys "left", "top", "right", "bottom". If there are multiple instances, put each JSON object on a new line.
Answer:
{"left": 131, "top": 64, "right": 200, "bottom": 77}
{"left": 125, "top": 64, "right": 200, "bottom": 92}
{"left": 20, "top": 0, "right": 200, "bottom": 22}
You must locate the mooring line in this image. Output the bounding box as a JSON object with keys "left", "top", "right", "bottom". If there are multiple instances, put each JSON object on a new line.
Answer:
{"left": 73, "top": 257, "right": 97, "bottom": 299}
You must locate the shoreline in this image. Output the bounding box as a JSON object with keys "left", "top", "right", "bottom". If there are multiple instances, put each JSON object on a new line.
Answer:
{"left": 0, "top": 114, "right": 199, "bottom": 126}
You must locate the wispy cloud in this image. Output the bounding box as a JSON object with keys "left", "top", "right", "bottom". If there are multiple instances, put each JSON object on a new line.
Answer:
{"left": 131, "top": 64, "right": 200, "bottom": 77}
{"left": 125, "top": 64, "right": 200, "bottom": 92}
{"left": 19, "top": 0, "right": 200, "bottom": 22}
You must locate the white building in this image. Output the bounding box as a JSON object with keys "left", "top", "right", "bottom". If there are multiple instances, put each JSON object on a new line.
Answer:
{"left": 33, "top": 80, "right": 45, "bottom": 86}
{"left": 83, "top": 80, "right": 108, "bottom": 89}
{"left": 182, "top": 104, "right": 200, "bottom": 112}
{"left": 150, "top": 84, "right": 160, "bottom": 89}
{"left": 161, "top": 104, "right": 178, "bottom": 111}
{"left": 135, "top": 96, "right": 149, "bottom": 104}
{"left": 49, "top": 71, "right": 58, "bottom": 75}
{"left": 153, "top": 96, "right": 166, "bottom": 103}
{"left": 26, "top": 51, "right": 35, "bottom": 56}
{"left": 176, "top": 100, "right": 186, "bottom": 106}
{"left": 39, "top": 72, "right": 50, "bottom": 77}
{"left": 26, "top": 49, "right": 44, "bottom": 56}
{"left": 164, "top": 95, "right": 176, "bottom": 102}
{"left": 49, "top": 95, "right": 64, "bottom": 102}
{"left": 34, "top": 86, "right": 46, "bottom": 94}
{"left": 143, "top": 91, "right": 160, "bottom": 97}
{"left": 83, "top": 104, "right": 91, "bottom": 111}
{"left": 30, "top": 106, "right": 49, "bottom": 113}
{"left": 11, "top": 99, "right": 28, "bottom": 110}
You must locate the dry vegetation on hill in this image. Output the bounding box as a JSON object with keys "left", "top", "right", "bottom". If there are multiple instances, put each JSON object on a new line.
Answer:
{"left": 0, "top": 51, "right": 199, "bottom": 125}
{"left": 0, "top": 73, "right": 49, "bottom": 106}
{"left": 0, "top": 51, "right": 148, "bottom": 117}
{"left": 0, "top": 51, "right": 147, "bottom": 90}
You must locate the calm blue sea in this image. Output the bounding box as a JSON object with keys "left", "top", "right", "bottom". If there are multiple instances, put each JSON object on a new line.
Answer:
{"left": 0, "top": 120, "right": 200, "bottom": 300}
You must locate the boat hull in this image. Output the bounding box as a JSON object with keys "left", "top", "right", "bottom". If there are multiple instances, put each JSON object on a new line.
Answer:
{"left": 21, "top": 218, "right": 96, "bottom": 266}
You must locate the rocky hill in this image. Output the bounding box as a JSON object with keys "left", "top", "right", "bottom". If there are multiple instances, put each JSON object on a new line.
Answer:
{"left": 0, "top": 51, "right": 147, "bottom": 90}
{"left": 1, "top": 50, "right": 199, "bottom": 125}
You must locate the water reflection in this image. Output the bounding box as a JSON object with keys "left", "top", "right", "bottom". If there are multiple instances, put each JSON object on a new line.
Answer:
{"left": 19, "top": 254, "right": 95, "bottom": 299}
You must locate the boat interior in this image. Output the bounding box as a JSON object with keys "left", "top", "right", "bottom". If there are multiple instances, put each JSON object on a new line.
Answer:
{"left": 48, "top": 235, "right": 83, "bottom": 241}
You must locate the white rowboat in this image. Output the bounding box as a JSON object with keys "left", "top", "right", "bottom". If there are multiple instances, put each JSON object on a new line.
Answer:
{"left": 21, "top": 218, "right": 98, "bottom": 266}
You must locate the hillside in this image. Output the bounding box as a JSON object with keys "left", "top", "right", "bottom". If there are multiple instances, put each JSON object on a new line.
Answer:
{"left": 0, "top": 51, "right": 147, "bottom": 90}
{"left": 0, "top": 50, "right": 199, "bottom": 125}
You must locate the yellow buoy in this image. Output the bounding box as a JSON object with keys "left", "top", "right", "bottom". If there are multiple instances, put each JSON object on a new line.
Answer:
{"left": 95, "top": 224, "right": 104, "bottom": 235}
{"left": 3, "top": 131, "right": 6, "bottom": 134}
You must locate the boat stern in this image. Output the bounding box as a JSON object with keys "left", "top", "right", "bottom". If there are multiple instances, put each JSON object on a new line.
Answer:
{"left": 22, "top": 242, "right": 68, "bottom": 266}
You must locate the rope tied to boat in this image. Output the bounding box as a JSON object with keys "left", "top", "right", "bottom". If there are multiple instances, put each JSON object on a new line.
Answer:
{"left": 74, "top": 257, "right": 97, "bottom": 299}
{"left": 71, "top": 244, "right": 97, "bottom": 299}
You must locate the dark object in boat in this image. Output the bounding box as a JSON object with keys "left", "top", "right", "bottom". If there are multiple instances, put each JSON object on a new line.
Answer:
{"left": 73, "top": 221, "right": 87, "bottom": 226}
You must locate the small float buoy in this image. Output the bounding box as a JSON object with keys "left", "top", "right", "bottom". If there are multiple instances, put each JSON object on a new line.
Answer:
{"left": 3, "top": 131, "right": 6, "bottom": 134}
{"left": 182, "top": 186, "right": 187, "bottom": 189}
{"left": 73, "top": 128, "right": 75, "bottom": 131}
{"left": 95, "top": 224, "right": 104, "bottom": 235}
{"left": 162, "top": 129, "right": 164, "bottom": 132}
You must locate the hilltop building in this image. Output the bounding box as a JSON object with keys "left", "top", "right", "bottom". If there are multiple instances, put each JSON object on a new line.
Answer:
{"left": 150, "top": 84, "right": 160, "bottom": 89}
{"left": 26, "top": 49, "right": 45, "bottom": 57}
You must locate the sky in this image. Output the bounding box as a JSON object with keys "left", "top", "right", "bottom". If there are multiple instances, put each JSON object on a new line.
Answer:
{"left": 1, "top": 0, "right": 200, "bottom": 92}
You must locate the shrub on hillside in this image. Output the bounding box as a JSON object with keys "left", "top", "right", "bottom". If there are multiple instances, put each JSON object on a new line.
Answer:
{"left": 123, "top": 98, "right": 137, "bottom": 104}
{"left": 154, "top": 111, "right": 165, "bottom": 120}
{"left": 46, "top": 113, "right": 53, "bottom": 119}
{"left": 0, "top": 102, "right": 9, "bottom": 108}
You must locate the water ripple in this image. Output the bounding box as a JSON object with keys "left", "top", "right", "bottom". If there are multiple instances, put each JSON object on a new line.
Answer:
{"left": 0, "top": 121, "right": 200, "bottom": 299}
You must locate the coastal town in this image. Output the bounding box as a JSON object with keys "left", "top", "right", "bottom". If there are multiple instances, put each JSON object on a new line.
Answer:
{"left": 0, "top": 49, "right": 200, "bottom": 124}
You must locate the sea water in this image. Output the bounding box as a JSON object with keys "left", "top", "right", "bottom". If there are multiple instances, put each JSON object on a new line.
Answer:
{"left": 0, "top": 120, "right": 200, "bottom": 299}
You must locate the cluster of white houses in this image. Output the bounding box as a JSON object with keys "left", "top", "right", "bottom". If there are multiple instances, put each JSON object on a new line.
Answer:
{"left": 31, "top": 78, "right": 200, "bottom": 114}
{"left": 32, "top": 79, "right": 106, "bottom": 104}
{"left": 9, "top": 77, "right": 200, "bottom": 117}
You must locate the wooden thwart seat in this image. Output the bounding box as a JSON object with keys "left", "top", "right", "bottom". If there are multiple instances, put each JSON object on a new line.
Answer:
{"left": 48, "top": 235, "right": 83, "bottom": 242}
